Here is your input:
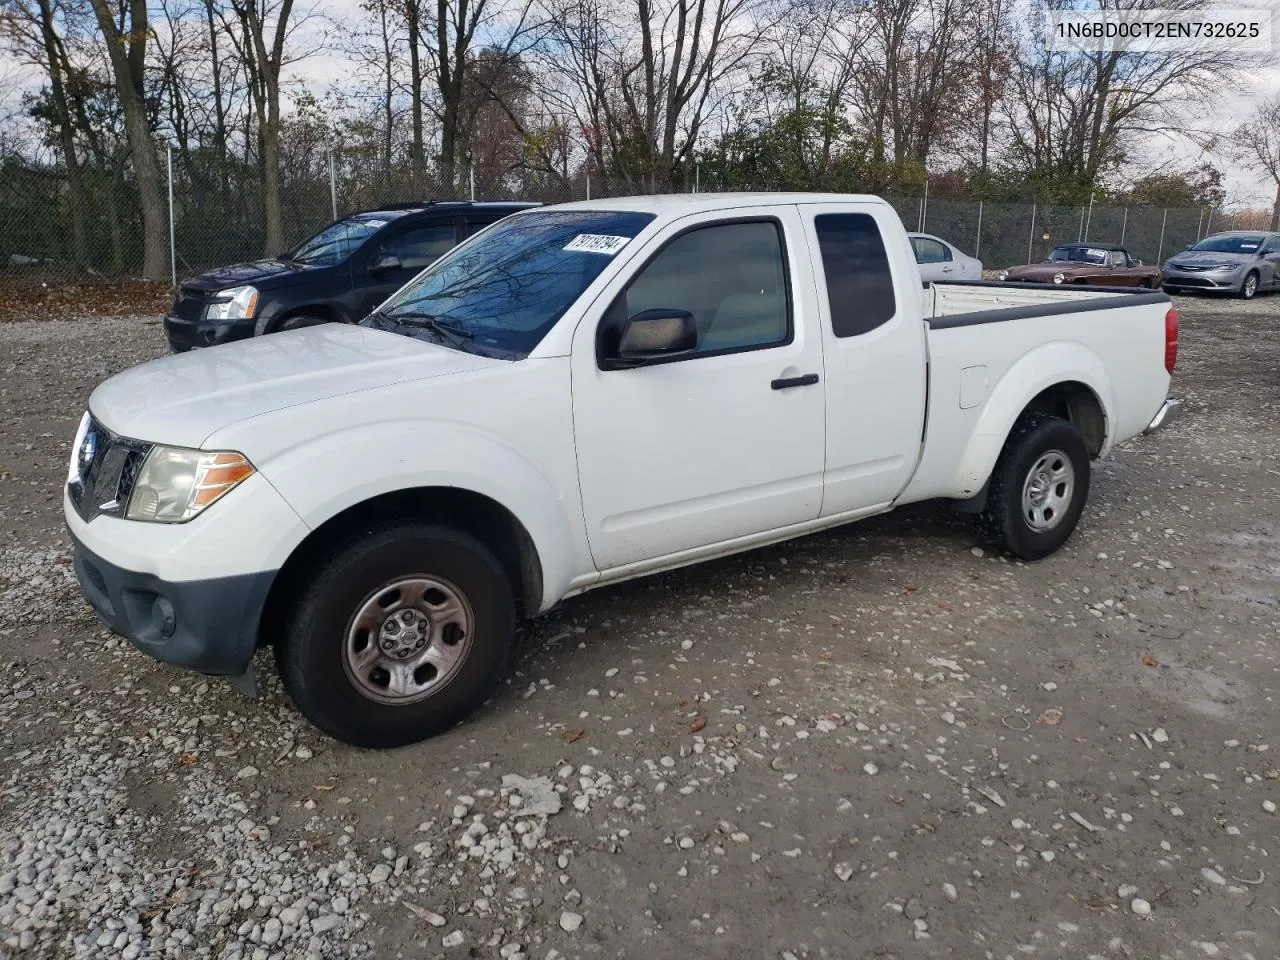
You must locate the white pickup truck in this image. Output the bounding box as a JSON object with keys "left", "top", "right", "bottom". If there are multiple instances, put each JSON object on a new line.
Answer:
{"left": 65, "top": 193, "right": 1181, "bottom": 747}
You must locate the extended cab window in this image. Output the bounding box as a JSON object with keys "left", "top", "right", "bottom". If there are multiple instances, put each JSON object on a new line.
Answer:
{"left": 621, "top": 220, "right": 790, "bottom": 355}
{"left": 377, "top": 223, "right": 458, "bottom": 269}
{"left": 814, "top": 214, "right": 896, "bottom": 337}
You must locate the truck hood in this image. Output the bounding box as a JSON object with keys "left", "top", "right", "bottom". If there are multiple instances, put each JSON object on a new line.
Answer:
{"left": 89, "top": 324, "right": 499, "bottom": 448}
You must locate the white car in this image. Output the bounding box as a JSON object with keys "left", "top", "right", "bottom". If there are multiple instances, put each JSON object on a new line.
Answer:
{"left": 65, "top": 193, "right": 1180, "bottom": 747}
{"left": 908, "top": 232, "right": 984, "bottom": 283}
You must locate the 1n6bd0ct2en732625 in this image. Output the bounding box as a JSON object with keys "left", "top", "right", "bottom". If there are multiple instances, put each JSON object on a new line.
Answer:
{"left": 65, "top": 193, "right": 1182, "bottom": 749}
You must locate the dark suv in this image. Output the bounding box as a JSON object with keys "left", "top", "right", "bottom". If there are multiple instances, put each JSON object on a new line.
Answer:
{"left": 162, "top": 201, "right": 538, "bottom": 352}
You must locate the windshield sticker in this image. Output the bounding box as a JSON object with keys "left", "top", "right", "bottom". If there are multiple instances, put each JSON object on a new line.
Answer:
{"left": 1086, "top": 247, "right": 1108, "bottom": 259}
{"left": 1239, "top": 241, "right": 1259, "bottom": 250}
{"left": 564, "top": 234, "right": 631, "bottom": 255}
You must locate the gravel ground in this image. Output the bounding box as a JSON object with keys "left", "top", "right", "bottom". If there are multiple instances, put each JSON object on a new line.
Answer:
{"left": 1, "top": 297, "right": 1278, "bottom": 960}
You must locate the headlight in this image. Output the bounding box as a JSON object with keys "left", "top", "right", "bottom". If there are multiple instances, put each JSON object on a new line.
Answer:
{"left": 206, "top": 286, "right": 259, "bottom": 321}
{"left": 125, "top": 446, "right": 256, "bottom": 523}
{"left": 997, "top": 270, "right": 1008, "bottom": 281}
{"left": 67, "top": 411, "right": 91, "bottom": 483}
{"left": 1053, "top": 272, "right": 1065, "bottom": 284}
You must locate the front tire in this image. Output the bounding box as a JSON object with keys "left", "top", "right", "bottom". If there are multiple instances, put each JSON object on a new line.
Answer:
{"left": 1239, "top": 271, "right": 1259, "bottom": 300}
{"left": 275, "top": 314, "right": 330, "bottom": 333}
{"left": 978, "top": 414, "right": 1091, "bottom": 561}
{"left": 275, "top": 523, "right": 515, "bottom": 749}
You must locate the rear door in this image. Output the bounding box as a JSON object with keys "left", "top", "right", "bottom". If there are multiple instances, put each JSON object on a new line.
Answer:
{"left": 359, "top": 217, "right": 463, "bottom": 316}
{"left": 570, "top": 206, "right": 826, "bottom": 571}
{"left": 802, "top": 204, "right": 928, "bottom": 517}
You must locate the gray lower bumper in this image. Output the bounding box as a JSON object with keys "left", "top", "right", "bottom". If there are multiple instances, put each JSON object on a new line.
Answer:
{"left": 1144, "top": 398, "right": 1182, "bottom": 434}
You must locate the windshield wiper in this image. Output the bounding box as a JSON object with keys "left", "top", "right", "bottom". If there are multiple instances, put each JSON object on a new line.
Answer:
{"left": 380, "top": 310, "right": 475, "bottom": 341}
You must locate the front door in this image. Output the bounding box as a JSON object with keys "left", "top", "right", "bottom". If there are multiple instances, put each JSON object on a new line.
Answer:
{"left": 361, "top": 220, "right": 462, "bottom": 316}
{"left": 571, "top": 207, "right": 826, "bottom": 572}
{"left": 801, "top": 204, "right": 928, "bottom": 517}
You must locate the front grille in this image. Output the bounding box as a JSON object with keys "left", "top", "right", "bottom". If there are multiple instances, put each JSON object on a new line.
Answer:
{"left": 68, "top": 416, "right": 152, "bottom": 522}
{"left": 1168, "top": 277, "right": 1215, "bottom": 288}
{"left": 171, "top": 286, "right": 210, "bottom": 321}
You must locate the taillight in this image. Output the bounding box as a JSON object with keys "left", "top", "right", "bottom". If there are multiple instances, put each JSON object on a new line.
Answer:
{"left": 1164, "top": 308, "right": 1179, "bottom": 373}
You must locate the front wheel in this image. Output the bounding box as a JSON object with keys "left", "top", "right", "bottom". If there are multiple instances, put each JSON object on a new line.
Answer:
{"left": 275, "top": 314, "right": 331, "bottom": 333}
{"left": 275, "top": 523, "right": 515, "bottom": 748}
{"left": 1239, "top": 271, "right": 1259, "bottom": 300}
{"left": 978, "top": 414, "right": 1091, "bottom": 561}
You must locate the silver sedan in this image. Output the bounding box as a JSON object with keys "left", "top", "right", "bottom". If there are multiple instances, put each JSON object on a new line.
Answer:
{"left": 907, "top": 233, "right": 984, "bottom": 284}
{"left": 1161, "top": 231, "right": 1280, "bottom": 299}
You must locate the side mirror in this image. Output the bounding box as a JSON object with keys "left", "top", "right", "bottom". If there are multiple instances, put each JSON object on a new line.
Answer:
{"left": 612, "top": 309, "right": 697, "bottom": 366}
{"left": 370, "top": 253, "right": 402, "bottom": 274}
{"left": 1133, "top": 258, "right": 1143, "bottom": 266}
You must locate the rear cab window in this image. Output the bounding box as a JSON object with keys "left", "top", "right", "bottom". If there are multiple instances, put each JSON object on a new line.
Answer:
{"left": 813, "top": 213, "right": 897, "bottom": 338}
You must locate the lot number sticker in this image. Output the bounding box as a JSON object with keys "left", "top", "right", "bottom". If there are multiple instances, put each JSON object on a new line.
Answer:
{"left": 564, "top": 234, "right": 631, "bottom": 254}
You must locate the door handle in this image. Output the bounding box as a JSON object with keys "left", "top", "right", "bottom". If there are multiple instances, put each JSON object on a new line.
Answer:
{"left": 942, "top": 265, "right": 954, "bottom": 272}
{"left": 771, "top": 373, "right": 819, "bottom": 390}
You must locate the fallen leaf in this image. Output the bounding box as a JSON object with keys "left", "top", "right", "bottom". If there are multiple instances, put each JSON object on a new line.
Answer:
{"left": 178, "top": 753, "right": 199, "bottom": 765}
{"left": 1142, "top": 655, "right": 1158, "bottom": 667}
{"left": 1038, "top": 709, "right": 1063, "bottom": 726}
{"left": 312, "top": 784, "right": 335, "bottom": 791}
{"left": 688, "top": 715, "right": 706, "bottom": 733}
{"left": 560, "top": 730, "right": 584, "bottom": 744}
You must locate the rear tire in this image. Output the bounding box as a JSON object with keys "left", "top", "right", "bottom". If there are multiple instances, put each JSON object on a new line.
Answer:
{"left": 978, "top": 414, "right": 1091, "bottom": 561}
{"left": 275, "top": 523, "right": 516, "bottom": 749}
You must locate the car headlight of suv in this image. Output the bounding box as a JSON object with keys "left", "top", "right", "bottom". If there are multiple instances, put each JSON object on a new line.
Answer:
{"left": 997, "top": 270, "right": 1009, "bottom": 280}
{"left": 125, "top": 446, "right": 256, "bottom": 523}
{"left": 1052, "top": 272, "right": 1065, "bottom": 284}
{"left": 206, "top": 285, "right": 259, "bottom": 321}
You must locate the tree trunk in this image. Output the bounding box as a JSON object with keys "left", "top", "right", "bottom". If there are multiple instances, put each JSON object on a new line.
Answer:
{"left": 1271, "top": 180, "right": 1280, "bottom": 233}
{"left": 407, "top": 0, "right": 425, "bottom": 192}
{"left": 263, "top": 93, "right": 283, "bottom": 253}
{"left": 87, "top": 0, "right": 168, "bottom": 280}
{"left": 35, "top": 0, "right": 89, "bottom": 267}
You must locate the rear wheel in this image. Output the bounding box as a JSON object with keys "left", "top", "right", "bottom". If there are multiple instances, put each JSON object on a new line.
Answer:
{"left": 275, "top": 523, "right": 516, "bottom": 748}
{"left": 1239, "top": 271, "right": 1259, "bottom": 300}
{"left": 978, "top": 414, "right": 1091, "bottom": 561}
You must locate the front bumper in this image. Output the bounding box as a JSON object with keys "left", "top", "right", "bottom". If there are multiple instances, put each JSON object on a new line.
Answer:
{"left": 163, "top": 313, "right": 257, "bottom": 352}
{"left": 1143, "top": 398, "right": 1182, "bottom": 434}
{"left": 1160, "top": 268, "right": 1241, "bottom": 291}
{"left": 71, "top": 530, "right": 274, "bottom": 678}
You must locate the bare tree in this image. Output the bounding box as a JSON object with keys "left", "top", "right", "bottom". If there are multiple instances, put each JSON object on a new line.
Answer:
{"left": 1234, "top": 96, "right": 1280, "bottom": 231}
{"left": 84, "top": 0, "right": 170, "bottom": 278}
{"left": 544, "top": 0, "right": 772, "bottom": 187}
{"left": 223, "top": 0, "right": 316, "bottom": 253}
{"left": 1004, "top": 0, "right": 1249, "bottom": 193}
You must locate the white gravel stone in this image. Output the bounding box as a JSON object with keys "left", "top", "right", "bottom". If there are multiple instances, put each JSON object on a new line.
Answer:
{"left": 833, "top": 862, "right": 854, "bottom": 882}
{"left": 559, "top": 911, "right": 583, "bottom": 933}
{"left": 1130, "top": 899, "right": 1152, "bottom": 916}
{"left": 443, "top": 930, "right": 467, "bottom": 948}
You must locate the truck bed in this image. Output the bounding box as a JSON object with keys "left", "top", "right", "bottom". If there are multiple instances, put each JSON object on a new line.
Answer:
{"left": 897, "top": 280, "right": 1175, "bottom": 505}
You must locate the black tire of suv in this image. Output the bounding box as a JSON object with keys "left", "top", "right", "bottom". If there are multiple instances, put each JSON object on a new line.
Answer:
{"left": 1239, "top": 271, "right": 1259, "bottom": 300}
{"left": 275, "top": 523, "right": 515, "bottom": 749}
{"left": 275, "top": 314, "right": 329, "bottom": 333}
{"left": 977, "top": 414, "right": 1091, "bottom": 561}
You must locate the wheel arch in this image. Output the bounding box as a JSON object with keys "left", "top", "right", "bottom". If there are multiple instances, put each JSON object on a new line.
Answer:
{"left": 259, "top": 486, "right": 546, "bottom": 650}
{"left": 950, "top": 344, "right": 1113, "bottom": 503}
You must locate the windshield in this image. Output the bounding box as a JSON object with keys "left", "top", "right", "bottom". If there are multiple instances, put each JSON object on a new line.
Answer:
{"left": 286, "top": 213, "right": 406, "bottom": 265}
{"left": 1048, "top": 246, "right": 1108, "bottom": 265}
{"left": 1189, "top": 234, "right": 1265, "bottom": 254}
{"left": 362, "top": 209, "right": 657, "bottom": 358}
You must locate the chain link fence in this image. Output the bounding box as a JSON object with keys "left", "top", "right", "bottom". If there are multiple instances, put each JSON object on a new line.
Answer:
{"left": 0, "top": 150, "right": 1256, "bottom": 283}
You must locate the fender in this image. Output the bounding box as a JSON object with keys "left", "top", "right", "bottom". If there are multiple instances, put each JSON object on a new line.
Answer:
{"left": 950, "top": 341, "right": 1115, "bottom": 497}
{"left": 256, "top": 420, "right": 583, "bottom": 612}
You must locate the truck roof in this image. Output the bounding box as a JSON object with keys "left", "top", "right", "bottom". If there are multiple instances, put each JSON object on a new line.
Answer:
{"left": 539, "top": 192, "right": 892, "bottom": 215}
